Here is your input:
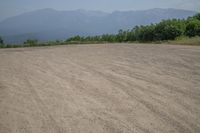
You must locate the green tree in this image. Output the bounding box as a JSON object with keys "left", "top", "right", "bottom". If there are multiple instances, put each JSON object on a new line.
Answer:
{"left": 193, "top": 13, "right": 200, "bottom": 20}
{"left": 66, "top": 35, "right": 82, "bottom": 42}
{"left": 116, "top": 29, "right": 125, "bottom": 42}
{"left": 126, "top": 29, "right": 136, "bottom": 41}
{"left": 154, "top": 19, "right": 184, "bottom": 40}
{"left": 0, "top": 36, "right": 4, "bottom": 44}
{"left": 142, "top": 25, "right": 155, "bottom": 41}
{"left": 185, "top": 19, "right": 200, "bottom": 37}
{"left": 134, "top": 25, "right": 156, "bottom": 41}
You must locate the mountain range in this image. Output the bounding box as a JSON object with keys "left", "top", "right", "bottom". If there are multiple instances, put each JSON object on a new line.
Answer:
{"left": 0, "top": 8, "right": 197, "bottom": 44}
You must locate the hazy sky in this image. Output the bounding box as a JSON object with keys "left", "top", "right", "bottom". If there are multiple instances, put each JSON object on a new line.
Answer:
{"left": 0, "top": 0, "right": 199, "bottom": 21}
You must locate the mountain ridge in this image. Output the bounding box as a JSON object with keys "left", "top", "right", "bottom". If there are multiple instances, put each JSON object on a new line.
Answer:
{"left": 0, "top": 8, "right": 197, "bottom": 44}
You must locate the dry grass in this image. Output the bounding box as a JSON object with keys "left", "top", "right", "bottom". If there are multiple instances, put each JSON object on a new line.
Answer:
{"left": 169, "top": 36, "right": 200, "bottom": 45}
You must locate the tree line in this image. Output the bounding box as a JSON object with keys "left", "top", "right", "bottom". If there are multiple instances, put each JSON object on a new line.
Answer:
{"left": 66, "top": 13, "right": 200, "bottom": 43}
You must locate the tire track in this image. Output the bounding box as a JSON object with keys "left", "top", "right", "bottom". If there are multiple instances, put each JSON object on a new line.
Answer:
{"left": 24, "top": 76, "right": 65, "bottom": 133}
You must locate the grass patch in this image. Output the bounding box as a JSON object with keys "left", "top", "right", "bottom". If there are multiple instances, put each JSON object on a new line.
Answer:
{"left": 168, "top": 36, "right": 200, "bottom": 45}
{"left": 1, "top": 37, "right": 200, "bottom": 49}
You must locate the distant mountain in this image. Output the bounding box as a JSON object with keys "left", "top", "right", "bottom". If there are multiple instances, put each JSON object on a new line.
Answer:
{"left": 0, "top": 8, "right": 197, "bottom": 44}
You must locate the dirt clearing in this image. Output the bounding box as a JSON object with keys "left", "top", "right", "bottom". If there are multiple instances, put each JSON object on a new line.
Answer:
{"left": 0, "top": 44, "right": 200, "bottom": 133}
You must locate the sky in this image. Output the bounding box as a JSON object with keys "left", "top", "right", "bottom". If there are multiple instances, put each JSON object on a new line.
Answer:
{"left": 0, "top": 0, "right": 200, "bottom": 21}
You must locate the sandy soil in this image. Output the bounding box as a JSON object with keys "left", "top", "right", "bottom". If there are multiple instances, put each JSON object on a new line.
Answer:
{"left": 0, "top": 44, "right": 200, "bottom": 133}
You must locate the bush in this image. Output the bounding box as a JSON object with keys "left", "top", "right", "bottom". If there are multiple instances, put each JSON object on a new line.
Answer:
{"left": 24, "top": 39, "right": 38, "bottom": 46}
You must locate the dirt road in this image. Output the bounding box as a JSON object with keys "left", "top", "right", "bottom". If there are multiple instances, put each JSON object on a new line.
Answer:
{"left": 0, "top": 44, "right": 200, "bottom": 133}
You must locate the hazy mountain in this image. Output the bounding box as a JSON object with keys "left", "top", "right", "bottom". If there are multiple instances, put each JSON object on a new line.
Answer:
{"left": 0, "top": 8, "right": 196, "bottom": 44}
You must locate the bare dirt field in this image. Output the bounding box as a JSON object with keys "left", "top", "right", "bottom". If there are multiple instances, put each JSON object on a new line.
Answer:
{"left": 0, "top": 44, "right": 200, "bottom": 133}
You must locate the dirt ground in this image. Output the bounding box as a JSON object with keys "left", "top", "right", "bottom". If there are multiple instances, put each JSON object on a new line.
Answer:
{"left": 0, "top": 44, "right": 200, "bottom": 133}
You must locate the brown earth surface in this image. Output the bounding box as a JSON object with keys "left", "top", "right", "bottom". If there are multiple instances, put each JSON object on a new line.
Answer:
{"left": 0, "top": 44, "right": 200, "bottom": 133}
